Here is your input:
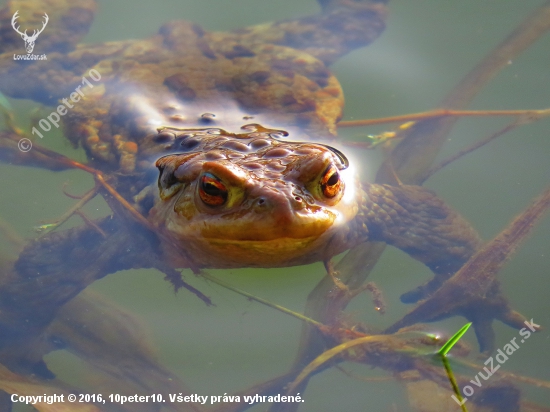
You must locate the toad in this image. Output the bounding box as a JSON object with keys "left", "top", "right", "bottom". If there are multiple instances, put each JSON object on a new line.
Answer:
{"left": 0, "top": 0, "right": 479, "bottom": 315}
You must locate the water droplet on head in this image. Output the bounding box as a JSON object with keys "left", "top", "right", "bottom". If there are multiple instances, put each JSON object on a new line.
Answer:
{"left": 200, "top": 113, "right": 216, "bottom": 124}
{"left": 270, "top": 131, "right": 289, "bottom": 139}
{"left": 169, "top": 114, "right": 186, "bottom": 123}
{"left": 241, "top": 124, "right": 258, "bottom": 132}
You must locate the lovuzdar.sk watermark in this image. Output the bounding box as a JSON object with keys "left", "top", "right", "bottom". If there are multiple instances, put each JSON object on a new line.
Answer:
{"left": 452, "top": 318, "right": 540, "bottom": 406}
{"left": 11, "top": 10, "right": 48, "bottom": 60}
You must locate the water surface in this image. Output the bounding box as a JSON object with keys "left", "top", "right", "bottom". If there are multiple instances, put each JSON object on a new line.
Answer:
{"left": 1, "top": 0, "right": 549, "bottom": 410}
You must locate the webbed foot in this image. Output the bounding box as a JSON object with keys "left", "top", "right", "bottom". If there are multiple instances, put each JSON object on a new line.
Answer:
{"left": 385, "top": 186, "right": 550, "bottom": 352}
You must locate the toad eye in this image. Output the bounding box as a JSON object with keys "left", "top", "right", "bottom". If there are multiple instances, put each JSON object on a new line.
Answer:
{"left": 320, "top": 164, "right": 341, "bottom": 198}
{"left": 199, "top": 173, "right": 228, "bottom": 206}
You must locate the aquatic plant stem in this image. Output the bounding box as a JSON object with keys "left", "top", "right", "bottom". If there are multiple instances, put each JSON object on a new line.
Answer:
{"left": 377, "top": 1, "right": 550, "bottom": 185}
{"left": 436, "top": 323, "right": 472, "bottom": 411}
{"left": 421, "top": 109, "right": 550, "bottom": 183}
{"left": 200, "top": 272, "right": 323, "bottom": 327}
{"left": 441, "top": 355, "right": 468, "bottom": 412}
{"left": 337, "top": 108, "right": 550, "bottom": 128}
{"left": 0, "top": 132, "right": 152, "bottom": 228}
{"left": 35, "top": 183, "right": 99, "bottom": 237}
{"left": 285, "top": 335, "right": 384, "bottom": 395}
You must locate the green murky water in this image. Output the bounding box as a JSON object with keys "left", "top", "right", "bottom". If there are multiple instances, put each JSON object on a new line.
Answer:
{"left": 1, "top": 0, "right": 549, "bottom": 410}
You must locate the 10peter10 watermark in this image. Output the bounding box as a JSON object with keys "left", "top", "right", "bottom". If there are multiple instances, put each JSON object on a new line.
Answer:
{"left": 30, "top": 68, "right": 101, "bottom": 138}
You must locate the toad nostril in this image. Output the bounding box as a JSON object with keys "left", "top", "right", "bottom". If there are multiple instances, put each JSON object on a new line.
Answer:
{"left": 294, "top": 196, "right": 302, "bottom": 202}
{"left": 257, "top": 198, "right": 266, "bottom": 206}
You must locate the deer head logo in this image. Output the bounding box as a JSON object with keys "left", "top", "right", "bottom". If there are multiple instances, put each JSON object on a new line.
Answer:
{"left": 11, "top": 11, "right": 49, "bottom": 54}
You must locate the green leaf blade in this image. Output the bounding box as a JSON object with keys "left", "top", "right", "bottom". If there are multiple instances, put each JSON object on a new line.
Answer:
{"left": 438, "top": 322, "right": 472, "bottom": 357}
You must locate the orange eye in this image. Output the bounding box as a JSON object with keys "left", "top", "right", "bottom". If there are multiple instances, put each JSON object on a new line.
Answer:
{"left": 199, "top": 173, "right": 228, "bottom": 206}
{"left": 320, "top": 164, "right": 341, "bottom": 198}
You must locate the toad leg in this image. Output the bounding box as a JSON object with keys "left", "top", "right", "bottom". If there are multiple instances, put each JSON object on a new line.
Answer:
{"left": 359, "top": 183, "right": 482, "bottom": 303}
{"left": 209, "top": 0, "right": 388, "bottom": 65}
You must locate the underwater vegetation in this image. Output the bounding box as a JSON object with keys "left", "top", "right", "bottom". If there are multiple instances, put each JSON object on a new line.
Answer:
{"left": 0, "top": 0, "right": 549, "bottom": 411}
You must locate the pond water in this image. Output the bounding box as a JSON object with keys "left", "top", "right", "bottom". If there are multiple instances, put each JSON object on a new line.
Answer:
{"left": 0, "top": 0, "right": 549, "bottom": 411}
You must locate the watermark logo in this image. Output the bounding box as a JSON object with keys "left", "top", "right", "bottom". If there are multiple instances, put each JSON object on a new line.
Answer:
{"left": 452, "top": 318, "right": 540, "bottom": 406}
{"left": 18, "top": 138, "right": 32, "bottom": 152}
{"left": 11, "top": 10, "right": 48, "bottom": 60}
{"left": 18, "top": 69, "right": 102, "bottom": 152}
